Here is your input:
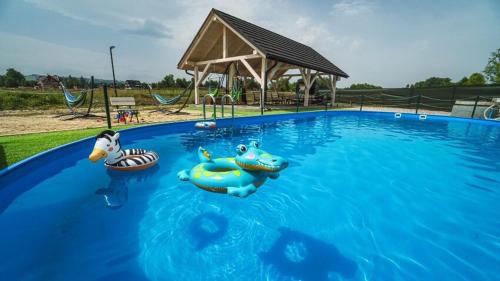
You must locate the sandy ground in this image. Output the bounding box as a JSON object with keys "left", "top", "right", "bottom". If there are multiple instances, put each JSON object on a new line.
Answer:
{"left": 0, "top": 106, "right": 450, "bottom": 136}
{"left": 0, "top": 108, "right": 203, "bottom": 136}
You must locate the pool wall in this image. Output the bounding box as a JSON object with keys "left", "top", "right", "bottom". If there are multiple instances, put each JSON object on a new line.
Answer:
{"left": 1, "top": 110, "right": 498, "bottom": 213}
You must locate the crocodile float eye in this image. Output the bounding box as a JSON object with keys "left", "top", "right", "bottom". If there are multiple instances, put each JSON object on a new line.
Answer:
{"left": 237, "top": 144, "right": 247, "bottom": 154}
{"left": 250, "top": 141, "right": 260, "bottom": 148}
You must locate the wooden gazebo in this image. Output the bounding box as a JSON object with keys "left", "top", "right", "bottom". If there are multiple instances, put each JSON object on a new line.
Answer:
{"left": 178, "top": 9, "right": 348, "bottom": 109}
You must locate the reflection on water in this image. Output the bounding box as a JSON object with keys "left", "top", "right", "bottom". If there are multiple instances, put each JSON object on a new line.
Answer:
{"left": 95, "top": 166, "right": 160, "bottom": 210}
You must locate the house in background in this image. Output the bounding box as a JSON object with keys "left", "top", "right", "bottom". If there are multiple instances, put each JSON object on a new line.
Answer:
{"left": 125, "top": 80, "right": 143, "bottom": 89}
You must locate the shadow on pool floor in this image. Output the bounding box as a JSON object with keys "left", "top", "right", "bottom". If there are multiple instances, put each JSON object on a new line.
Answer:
{"left": 259, "top": 227, "right": 358, "bottom": 281}
{"left": 188, "top": 212, "right": 229, "bottom": 251}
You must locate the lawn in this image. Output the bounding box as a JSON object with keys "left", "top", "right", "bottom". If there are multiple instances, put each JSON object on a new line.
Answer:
{"left": 0, "top": 125, "right": 139, "bottom": 169}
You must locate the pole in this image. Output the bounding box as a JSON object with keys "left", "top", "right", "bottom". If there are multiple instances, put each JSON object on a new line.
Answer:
{"left": 109, "top": 46, "right": 118, "bottom": 97}
{"left": 360, "top": 94, "right": 364, "bottom": 111}
{"left": 103, "top": 85, "right": 112, "bottom": 129}
{"left": 415, "top": 93, "right": 421, "bottom": 114}
{"left": 86, "top": 76, "right": 94, "bottom": 115}
{"left": 471, "top": 95, "right": 480, "bottom": 118}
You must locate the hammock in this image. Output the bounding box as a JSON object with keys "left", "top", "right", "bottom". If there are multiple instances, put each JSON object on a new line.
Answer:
{"left": 151, "top": 93, "right": 183, "bottom": 105}
{"left": 54, "top": 78, "right": 102, "bottom": 120}
{"left": 208, "top": 85, "right": 219, "bottom": 97}
{"left": 151, "top": 82, "right": 193, "bottom": 106}
{"left": 63, "top": 88, "right": 87, "bottom": 108}
{"left": 230, "top": 83, "right": 242, "bottom": 101}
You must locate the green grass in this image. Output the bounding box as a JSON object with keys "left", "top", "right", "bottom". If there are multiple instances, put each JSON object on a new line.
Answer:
{"left": 0, "top": 87, "right": 208, "bottom": 110}
{"left": 0, "top": 125, "right": 139, "bottom": 169}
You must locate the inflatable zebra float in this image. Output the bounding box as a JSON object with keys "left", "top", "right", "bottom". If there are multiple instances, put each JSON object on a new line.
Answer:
{"left": 89, "top": 130, "right": 159, "bottom": 171}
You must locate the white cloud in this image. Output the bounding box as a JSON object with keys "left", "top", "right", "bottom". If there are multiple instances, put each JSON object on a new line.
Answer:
{"left": 0, "top": 31, "right": 109, "bottom": 77}
{"left": 123, "top": 19, "right": 172, "bottom": 39}
{"left": 0, "top": 32, "right": 165, "bottom": 82}
{"left": 332, "top": 0, "right": 373, "bottom": 16}
{"left": 19, "top": 0, "right": 359, "bottom": 75}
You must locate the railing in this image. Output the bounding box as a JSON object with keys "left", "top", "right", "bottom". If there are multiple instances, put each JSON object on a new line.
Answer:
{"left": 202, "top": 94, "right": 216, "bottom": 120}
{"left": 221, "top": 94, "right": 235, "bottom": 119}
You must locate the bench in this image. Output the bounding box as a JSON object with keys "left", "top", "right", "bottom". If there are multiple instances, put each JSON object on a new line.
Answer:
{"left": 109, "top": 97, "right": 140, "bottom": 124}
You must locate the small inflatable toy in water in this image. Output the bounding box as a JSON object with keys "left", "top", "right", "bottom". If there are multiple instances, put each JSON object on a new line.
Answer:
{"left": 89, "top": 130, "right": 159, "bottom": 171}
{"left": 178, "top": 141, "right": 288, "bottom": 197}
{"left": 195, "top": 121, "right": 216, "bottom": 129}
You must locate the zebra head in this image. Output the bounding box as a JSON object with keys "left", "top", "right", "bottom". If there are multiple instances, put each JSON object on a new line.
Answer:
{"left": 89, "top": 130, "right": 123, "bottom": 163}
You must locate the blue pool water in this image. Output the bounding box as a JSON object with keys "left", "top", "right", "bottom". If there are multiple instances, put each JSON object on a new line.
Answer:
{"left": 0, "top": 111, "right": 499, "bottom": 281}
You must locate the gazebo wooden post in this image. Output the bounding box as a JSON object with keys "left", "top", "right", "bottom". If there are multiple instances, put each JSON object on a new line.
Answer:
{"left": 194, "top": 66, "right": 199, "bottom": 105}
{"left": 260, "top": 58, "right": 267, "bottom": 115}
{"left": 300, "top": 68, "right": 319, "bottom": 107}
{"left": 330, "top": 75, "right": 337, "bottom": 107}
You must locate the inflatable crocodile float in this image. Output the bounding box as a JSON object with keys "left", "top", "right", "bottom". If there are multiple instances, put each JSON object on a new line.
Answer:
{"left": 178, "top": 141, "right": 288, "bottom": 197}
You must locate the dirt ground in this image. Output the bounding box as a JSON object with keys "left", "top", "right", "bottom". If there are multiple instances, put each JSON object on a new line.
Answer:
{"left": 0, "top": 106, "right": 450, "bottom": 136}
{"left": 0, "top": 108, "right": 203, "bottom": 136}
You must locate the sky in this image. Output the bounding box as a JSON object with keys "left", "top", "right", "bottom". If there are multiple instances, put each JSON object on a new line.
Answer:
{"left": 0, "top": 0, "right": 499, "bottom": 88}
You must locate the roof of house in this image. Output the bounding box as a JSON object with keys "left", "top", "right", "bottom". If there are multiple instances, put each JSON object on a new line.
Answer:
{"left": 178, "top": 9, "right": 348, "bottom": 78}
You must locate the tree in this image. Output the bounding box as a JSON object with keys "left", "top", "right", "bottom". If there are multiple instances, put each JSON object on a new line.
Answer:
{"left": 456, "top": 77, "right": 469, "bottom": 86}
{"left": 348, "top": 83, "right": 382, "bottom": 89}
{"left": 274, "top": 78, "right": 292, "bottom": 91}
{"left": 175, "top": 77, "right": 189, "bottom": 88}
{"left": 414, "top": 77, "right": 452, "bottom": 88}
{"left": 80, "top": 76, "right": 87, "bottom": 88}
{"left": 0, "top": 75, "right": 4, "bottom": 87}
{"left": 63, "top": 75, "right": 80, "bottom": 88}
{"left": 159, "top": 74, "right": 175, "bottom": 88}
{"left": 203, "top": 79, "right": 219, "bottom": 89}
{"left": 246, "top": 78, "right": 260, "bottom": 90}
{"left": 483, "top": 48, "right": 500, "bottom": 84}
{"left": 3, "top": 68, "right": 25, "bottom": 87}
{"left": 466, "top": 73, "right": 486, "bottom": 86}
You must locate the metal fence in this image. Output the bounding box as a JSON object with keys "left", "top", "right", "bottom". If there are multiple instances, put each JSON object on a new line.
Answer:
{"left": 335, "top": 86, "right": 500, "bottom": 115}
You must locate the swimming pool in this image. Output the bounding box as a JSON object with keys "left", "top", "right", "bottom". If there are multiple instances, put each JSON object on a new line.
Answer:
{"left": 0, "top": 111, "right": 499, "bottom": 281}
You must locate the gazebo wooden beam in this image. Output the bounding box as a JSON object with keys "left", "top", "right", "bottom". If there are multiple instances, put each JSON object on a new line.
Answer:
{"left": 182, "top": 17, "right": 216, "bottom": 67}
{"left": 222, "top": 26, "right": 227, "bottom": 58}
{"left": 267, "top": 62, "right": 282, "bottom": 81}
{"left": 188, "top": 53, "right": 261, "bottom": 67}
{"left": 195, "top": 62, "right": 212, "bottom": 87}
{"left": 239, "top": 57, "right": 262, "bottom": 84}
{"left": 214, "top": 15, "right": 266, "bottom": 58}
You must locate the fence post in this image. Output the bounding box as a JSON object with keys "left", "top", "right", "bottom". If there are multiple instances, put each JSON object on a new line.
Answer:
{"left": 471, "top": 95, "right": 480, "bottom": 118}
{"left": 415, "top": 93, "right": 421, "bottom": 114}
{"left": 408, "top": 87, "right": 414, "bottom": 108}
{"left": 103, "top": 85, "right": 112, "bottom": 129}
{"left": 450, "top": 86, "right": 456, "bottom": 109}
{"left": 360, "top": 94, "right": 364, "bottom": 111}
